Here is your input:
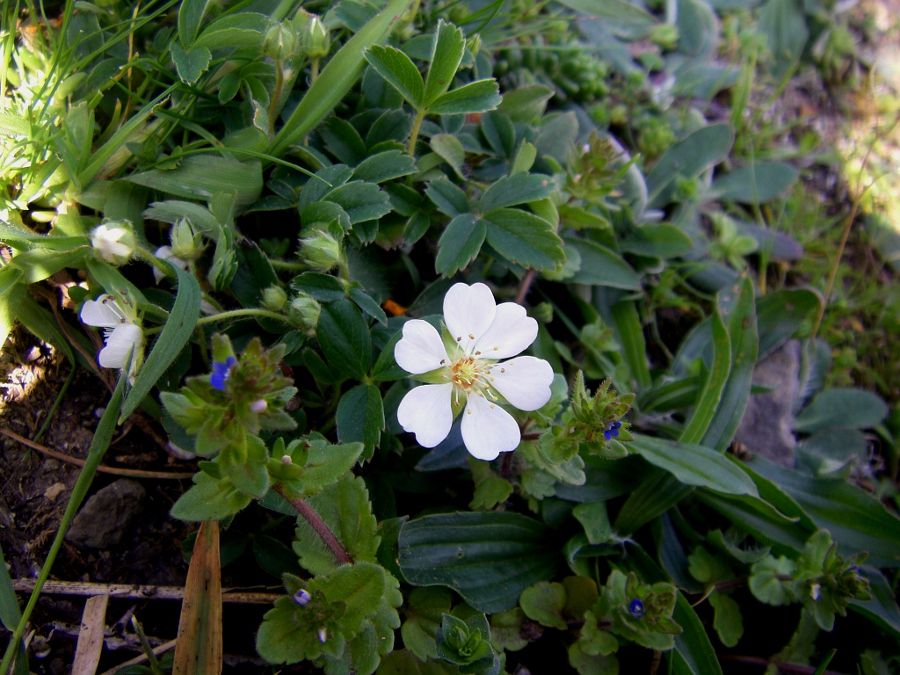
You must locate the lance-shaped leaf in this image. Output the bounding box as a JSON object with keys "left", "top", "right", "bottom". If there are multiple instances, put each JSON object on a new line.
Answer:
{"left": 424, "top": 20, "right": 466, "bottom": 107}
{"left": 365, "top": 45, "right": 425, "bottom": 109}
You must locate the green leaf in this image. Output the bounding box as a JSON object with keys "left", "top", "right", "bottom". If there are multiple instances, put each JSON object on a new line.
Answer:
{"left": 424, "top": 20, "right": 466, "bottom": 107}
{"left": 483, "top": 209, "right": 564, "bottom": 271}
{"left": 120, "top": 263, "right": 200, "bottom": 422}
{"left": 294, "top": 475, "right": 380, "bottom": 575}
{"left": 270, "top": 0, "right": 415, "bottom": 156}
{"left": 849, "top": 568, "right": 900, "bottom": 639}
{"left": 436, "top": 214, "right": 485, "bottom": 276}
{"left": 316, "top": 299, "right": 372, "bottom": 380}
{"left": 170, "top": 472, "right": 253, "bottom": 521}
{"left": 336, "top": 384, "right": 385, "bottom": 460}
{"left": 679, "top": 308, "right": 730, "bottom": 444}
{"left": 325, "top": 563, "right": 388, "bottom": 635}
{"left": 324, "top": 181, "right": 392, "bottom": 224}
{"left": 430, "top": 134, "right": 467, "bottom": 178}
{"left": 426, "top": 177, "right": 469, "bottom": 217}
{"left": 481, "top": 111, "right": 515, "bottom": 157}
{"left": 0, "top": 543, "right": 21, "bottom": 631}
{"left": 670, "top": 592, "right": 724, "bottom": 675}
{"left": 9, "top": 248, "right": 90, "bottom": 283}
{"left": 220, "top": 435, "right": 270, "bottom": 498}
{"left": 568, "top": 640, "right": 620, "bottom": 675}
{"left": 510, "top": 142, "right": 537, "bottom": 175}
{"left": 758, "top": 0, "right": 809, "bottom": 78}
{"left": 564, "top": 237, "right": 641, "bottom": 290}
{"left": 555, "top": 0, "right": 657, "bottom": 26}
{"left": 756, "top": 289, "right": 821, "bottom": 359}
{"left": 708, "top": 591, "right": 743, "bottom": 647}
{"left": 322, "top": 117, "right": 368, "bottom": 165}
{"left": 193, "top": 12, "right": 267, "bottom": 50}
{"left": 253, "top": 534, "right": 303, "bottom": 579}
{"left": 429, "top": 80, "right": 501, "bottom": 115}
{"left": 282, "top": 437, "right": 364, "bottom": 498}
{"left": 127, "top": 155, "right": 263, "bottom": 210}
{"left": 170, "top": 43, "right": 211, "bottom": 85}
{"left": 0, "top": 274, "right": 24, "bottom": 351}
{"left": 618, "top": 224, "right": 693, "bottom": 259}
{"left": 178, "top": 0, "right": 212, "bottom": 47}
{"left": 364, "top": 45, "right": 425, "bottom": 109}
{"left": 398, "top": 512, "right": 556, "bottom": 613}
{"left": 350, "top": 287, "right": 388, "bottom": 325}
{"left": 611, "top": 301, "right": 651, "bottom": 392}
{"left": 519, "top": 581, "right": 568, "bottom": 629}
{"left": 646, "top": 124, "right": 734, "bottom": 209}
{"left": 630, "top": 434, "right": 759, "bottom": 497}
{"left": 499, "top": 85, "right": 554, "bottom": 124}
{"left": 573, "top": 502, "right": 615, "bottom": 545}
{"left": 793, "top": 388, "right": 889, "bottom": 433}
{"left": 351, "top": 150, "right": 417, "bottom": 184}
{"left": 711, "top": 162, "right": 799, "bottom": 203}
{"left": 401, "top": 587, "right": 453, "bottom": 661}
{"left": 478, "top": 173, "right": 553, "bottom": 212}
{"left": 292, "top": 272, "right": 347, "bottom": 302}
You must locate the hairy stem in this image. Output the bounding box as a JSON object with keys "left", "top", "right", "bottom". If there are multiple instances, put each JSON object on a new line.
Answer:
{"left": 408, "top": 108, "right": 426, "bottom": 156}
{"left": 273, "top": 484, "right": 353, "bottom": 566}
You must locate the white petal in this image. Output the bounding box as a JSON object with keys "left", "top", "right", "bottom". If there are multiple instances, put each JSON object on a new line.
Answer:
{"left": 98, "top": 323, "right": 143, "bottom": 369}
{"left": 488, "top": 356, "right": 554, "bottom": 411}
{"left": 397, "top": 384, "right": 454, "bottom": 448}
{"left": 443, "top": 283, "right": 496, "bottom": 354}
{"left": 461, "top": 394, "right": 520, "bottom": 461}
{"left": 81, "top": 295, "right": 124, "bottom": 328}
{"left": 472, "top": 302, "right": 538, "bottom": 360}
{"left": 394, "top": 320, "right": 448, "bottom": 374}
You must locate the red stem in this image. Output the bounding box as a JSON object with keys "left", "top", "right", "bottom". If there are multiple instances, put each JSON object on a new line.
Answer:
{"left": 514, "top": 269, "right": 537, "bottom": 305}
{"left": 274, "top": 484, "right": 353, "bottom": 566}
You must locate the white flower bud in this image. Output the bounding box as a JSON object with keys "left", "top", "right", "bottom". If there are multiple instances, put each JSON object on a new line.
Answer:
{"left": 250, "top": 399, "right": 268, "bottom": 413}
{"left": 92, "top": 223, "right": 134, "bottom": 266}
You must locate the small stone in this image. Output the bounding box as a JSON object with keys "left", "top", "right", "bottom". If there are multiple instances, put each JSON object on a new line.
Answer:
{"left": 43, "top": 482, "right": 66, "bottom": 500}
{"left": 65, "top": 479, "right": 146, "bottom": 549}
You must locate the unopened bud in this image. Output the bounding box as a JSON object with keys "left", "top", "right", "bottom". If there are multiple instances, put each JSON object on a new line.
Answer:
{"left": 317, "top": 627, "right": 327, "bottom": 643}
{"left": 170, "top": 217, "right": 205, "bottom": 261}
{"left": 250, "top": 399, "right": 268, "bottom": 413}
{"left": 289, "top": 293, "right": 322, "bottom": 335}
{"left": 299, "top": 229, "right": 342, "bottom": 272}
{"left": 306, "top": 17, "right": 330, "bottom": 58}
{"left": 293, "top": 589, "right": 311, "bottom": 606}
{"left": 262, "top": 285, "right": 288, "bottom": 311}
{"left": 263, "top": 22, "right": 297, "bottom": 61}
{"left": 467, "top": 34, "right": 481, "bottom": 57}
{"left": 281, "top": 454, "right": 293, "bottom": 465}
{"left": 92, "top": 222, "right": 134, "bottom": 266}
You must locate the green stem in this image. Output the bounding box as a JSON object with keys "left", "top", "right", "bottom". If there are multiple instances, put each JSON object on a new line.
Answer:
{"left": 269, "top": 59, "right": 285, "bottom": 136}
{"left": 408, "top": 108, "right": 426, "bottom": 156}
{"left": 0, "top": 379, "right": 126, "bottom": 675}
{"left": 310, "top": 57, "right": 320, "bottom": 84}
{"left": 270, "top": 259, "right": 307, "bottom": 271}
{"left": 197, "top": 308, "right": 292, "bottom": 326}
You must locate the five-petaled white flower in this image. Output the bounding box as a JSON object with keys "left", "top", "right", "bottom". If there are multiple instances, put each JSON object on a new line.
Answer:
{"left": 80, "top": 294, "right": 144, "bottom": 382}
{"left": 394, "top": 283, "right": 554, "bottom": 461}
{"left": 91, "top": 224, "right": 134, "bottom": 266}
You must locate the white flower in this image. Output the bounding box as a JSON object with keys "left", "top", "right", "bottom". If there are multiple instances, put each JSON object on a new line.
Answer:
{"left": 91, "top": 224, "right": 134, "bottom": 266}
{"left": 394, "top": 282, "right": 554, "bottom": 461}
{"left": 80, "top": 294, "right": 144, "bottom": 381}
{"left": 153, "top": 245, "right": 188, "bottom": 283}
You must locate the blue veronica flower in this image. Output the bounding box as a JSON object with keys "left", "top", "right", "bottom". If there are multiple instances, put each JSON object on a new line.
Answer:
{"left": 629, "top": 599, "right": 645, "bottom": 618}
{"left": 210, "top": 356, "right": 237, "bottom": 391}
{"left": 604, "top": 420, "right": 622, "bottom": 440}
{"left": 293, "top": 589, "right": 312, "bottom": 606}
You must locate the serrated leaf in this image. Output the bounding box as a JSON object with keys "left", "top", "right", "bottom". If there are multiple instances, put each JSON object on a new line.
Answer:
{"left": 170, "top": 473, "right": 252, "bottom": 522}
{"left": 436, "top": 214, "right": 485, "bottom": 276}
{"left": 325, "top": 181, "right": 393, "bottom": 223}
{"left": 429, "top": 80, "right": 501, "bottom": 115}
{"left": 294, "top": 475, "right": 380, "bottom": 575}
{"left": 177, "top": 0, "right": 212, "bottom": 47}
{"left": 316, "top": 299, "right": 372, "bottom": 380}
{"left": 170, "top": 43, "right": 211, "bottom": 84}
{"left": 401, "top": 587, "right": 453, "bottom": 661}
{"left": 426, "top": 177, "right": 469, "bottom": 217}
{"left": 193, "top": 12, "right": 266, "bottom": 50}
{"left": 336, "top": 384, "right": 385, "bottom": 460}
{"left": 365, "top": 45, "right": 425, "bottom": 108}
{"left": 564, "top": 237, "right": 640, "bottom": 289}
{"left": 520, "top": 581, "right": 567, "bottom": 629}
{"left": 483, "top": 209, "right": 564, "bottom": 270}
{"left": 324, "top": 563, "right": 387, "bottom": 634}
{"left": 499, "top": 85, "right": 554, "bottom": 123}
{"left": 351, "top": 150, "right": 417, "bottom": 184}
{"left": 424, "top": 20, "right": 465, "bottom": 106}
{"left": 322, "top": 117, "right": 368, "bottom": 165}
{"left": 430, "top": 134, "right": 467, "bottom": 178}
{"left": 286, "top": 439, "right": 364, "bottom": 497}
{"left": 478, "top": 173, "right": 553, "bottom": 212}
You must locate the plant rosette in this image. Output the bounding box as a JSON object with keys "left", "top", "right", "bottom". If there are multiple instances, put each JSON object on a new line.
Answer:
{"left": 394, "top": 282, "right": 554, "bottom": 460}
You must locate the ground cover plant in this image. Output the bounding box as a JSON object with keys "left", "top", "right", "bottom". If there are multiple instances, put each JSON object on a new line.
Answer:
{"left": 1, "top": 0, "right": 899, "bottom": 672}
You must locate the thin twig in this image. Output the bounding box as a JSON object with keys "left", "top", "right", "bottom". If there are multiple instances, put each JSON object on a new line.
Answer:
{"left": 97, "top": 639, "right": 177, "bottom": 675}
{"left": 0, "top": 427, "right": 196, "bottom": 480}
{"left": 12, "top": 579, "right": 282, "bottom": 604}
{"left": 273, "top": 484, "right": 353, "bottom": 565}
{"left": 514, "top": 269, "right": 537, "bottom": 305}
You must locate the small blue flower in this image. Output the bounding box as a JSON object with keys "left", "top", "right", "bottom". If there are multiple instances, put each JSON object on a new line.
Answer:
{"left": 293, "top": 589, "right": 312, "bottom": 606}
{"left": 603, "top": 420, "right": 622, "bottom": 440}
{"left": 629, "top": 599, "right": 645, "bottom": 618}
{"left": 210, "top": 356, "right": 237, "bottom": 391}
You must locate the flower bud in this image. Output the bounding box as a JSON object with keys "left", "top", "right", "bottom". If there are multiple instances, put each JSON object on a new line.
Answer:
{"left": 299, "top": 229, "right": 342, "bottom": 272}
{"left": 263, "top": 22, "right": 297, "bottom": 61}
{"left": 289, "top": 293, "right": 322, "bottom": 335}
{"left": 317, "top": 627, "right": 327, "bottom": 643}
{"left": 281, "top": 454, "right": 293, "bottom": 465}
{"left": 305, "top": 17, "right": 330, "bottom": 58}
{"left": 262, "top": 285, "right": 288, "bottom": 311}
{"left": 467, "top": 34, "right": 482, "bottom": 57}
{"left": 649, "top": 24, "right": 679, "bottom": 51}
{"left": 170, "top": 217, "right": 205, "bottom": 261}
{"left": 293, "top": 589, "right": 311, "bottom": 606}
{"left": 250, "top": 399, "right": 268, "bottom": 413}
{"left": 92, "top": 222, "right": 134, "bottom": 266}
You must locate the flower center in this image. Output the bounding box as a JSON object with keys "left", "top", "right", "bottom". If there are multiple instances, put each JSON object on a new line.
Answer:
{"left": 451, "top": 356, "right": 483, "bottom": 388}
